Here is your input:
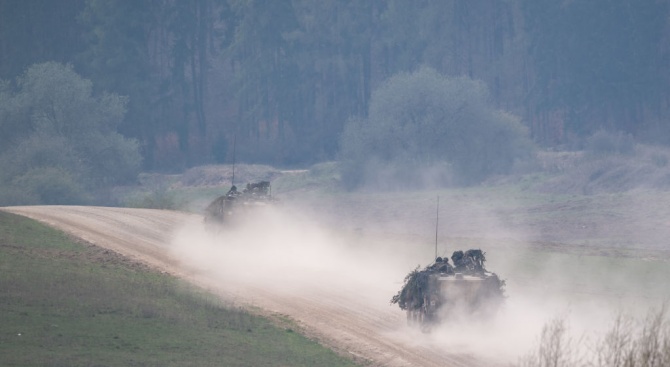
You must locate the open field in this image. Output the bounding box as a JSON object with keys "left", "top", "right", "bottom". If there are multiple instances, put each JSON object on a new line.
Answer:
{"left": 0, "top": 211, "right": 359, "bottom": 367}
{"left": 142, "top": 160, "right": 670, "bottom": 254}
{"left": 180, "top": 163, "right": 670, "bottom": 362}
{"left": 4, "top": 158, "right": 670, "bottom": 366}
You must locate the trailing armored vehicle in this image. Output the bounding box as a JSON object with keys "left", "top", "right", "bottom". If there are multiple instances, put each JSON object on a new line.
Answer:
{"left": 204, "top": 181, "right": 276, "bottom": 225}
{"left": 391, "top": 249, "right": 505, "bottom": 329}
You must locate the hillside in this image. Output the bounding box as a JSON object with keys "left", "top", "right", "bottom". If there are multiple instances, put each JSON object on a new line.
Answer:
{"left": 0, "top": 211, "right": 358, "bottom": 367}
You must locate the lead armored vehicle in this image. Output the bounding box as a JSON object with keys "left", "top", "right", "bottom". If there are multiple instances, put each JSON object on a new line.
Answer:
{"left": 204, "top": 181, "right": 276, "bottom": 226}
{"left": 391, "top": 249, "right": 505, "bottom": 329}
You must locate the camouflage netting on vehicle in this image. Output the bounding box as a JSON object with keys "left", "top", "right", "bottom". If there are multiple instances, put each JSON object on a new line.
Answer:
{"left": 391, "top": 267, "right": 431, "bottom": 311}
{"left": 391, "top": 249, "right": 505, "bottom": 315}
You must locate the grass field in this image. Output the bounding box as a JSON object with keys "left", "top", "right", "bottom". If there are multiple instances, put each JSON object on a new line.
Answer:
{"left": 0, "top": 211, "right": 359, "bottom": 367}
{"left": 105, "top": 158, "right": 670, "bottom": 364}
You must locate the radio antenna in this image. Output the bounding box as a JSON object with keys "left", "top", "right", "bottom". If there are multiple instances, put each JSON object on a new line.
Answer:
{"left": 231, "top": 133, "right": 237, "bottom": 187}
{"left": 435, "top": 195, "right": 439, "bottom": 260}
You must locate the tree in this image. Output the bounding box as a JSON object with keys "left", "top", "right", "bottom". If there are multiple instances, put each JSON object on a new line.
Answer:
{"left": 0, "top": 0, "right": 86, "bottom": 80}
{"left": 78, "top": 0, "right": 163, "bottom": 167}
{"left": 0, "top": 62, "right": 141, "bottom": 205}
{"left": 286, "top": 0, "right": 380, "bottom": 163}
{"left": 79, "top": 0, "right": 230, "bottom": 170}
{"left": 340, "top": 67, "right": 534, "bottom": 189}
{"left": 522, "top": 0, "right": 669, "bottom": 144}
{"left": 225, "top": 0, "right": 299, "bottom": 163}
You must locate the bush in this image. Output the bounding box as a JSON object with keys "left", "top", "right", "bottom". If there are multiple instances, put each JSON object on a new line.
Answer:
{"left": 0, "top": 132, "right": 83, "bottom": 179}
{"left": 340, "top": 67, "right": 534, "bottom": 189}
{"left": 76, "top": 131, "right": 142, "bottom": 186}
{"left": 518, "top": 307, "right": 670, "bottom": 367}
{"left": 585, "top": 130, "right": 636, "bottom": 156}
{"left": 0, "top": 62, "right": 141, "bottom": 205}
{"left": 12, "top": 167, "right": 90, "bottom": 205}
{"left": 518, "top": 318, "right": 582, "bottom": 367}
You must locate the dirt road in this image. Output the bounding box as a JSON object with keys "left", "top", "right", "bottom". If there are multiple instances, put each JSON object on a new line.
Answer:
{"left": 2, "top": 206, "right": 495, "bottom": 367}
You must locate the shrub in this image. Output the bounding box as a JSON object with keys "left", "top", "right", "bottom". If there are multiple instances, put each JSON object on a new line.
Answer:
{"left": 585, "top": 130, "right": 636, "bottom": 156}
{"left": 518, "top": 307, "right": 670, "bottom": 367}
{"left": 340, "top": 67, "right": 534, "bottom": 189}
{"left": 0, "top": 62, "right": 141, "bottom": 204}
{"left": 517, "top": 318, "right": 582, "bottom": 367}
{"left": 12, "top": 167, "right": 90, "bottom": 205}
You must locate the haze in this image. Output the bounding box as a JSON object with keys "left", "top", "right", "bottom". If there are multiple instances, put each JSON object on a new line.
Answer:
{"left": 169, "top": 194, "right": 670, "bottom": 364}
{"left": 2, "top": 1, "right": 670, "bottom": 365}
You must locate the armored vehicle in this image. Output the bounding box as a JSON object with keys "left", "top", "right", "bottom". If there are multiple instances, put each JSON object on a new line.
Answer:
{"left": 204, "top": 181, "right": 275, "bottom": 225}
{"left": 391, "top": 249, "right": 505, "bottom": 329}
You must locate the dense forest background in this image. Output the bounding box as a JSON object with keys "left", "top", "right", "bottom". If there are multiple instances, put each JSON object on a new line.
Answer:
{"left": 1, "top": 0, "right": 669, "bottom": 173}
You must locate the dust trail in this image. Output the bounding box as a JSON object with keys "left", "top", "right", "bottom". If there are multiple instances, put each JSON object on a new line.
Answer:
{"left": 169, "top": 203, "right": 669, "bottom": 365}
{"left": 169, "top": 205, "right": 409, "bottom": 313}
{"left": 447, "top": 246, "right": 670, "bottom": 364}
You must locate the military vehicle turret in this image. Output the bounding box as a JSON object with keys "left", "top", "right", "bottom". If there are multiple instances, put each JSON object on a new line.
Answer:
{"left": 391, "top": 249, "right": 505, "bottom": 330}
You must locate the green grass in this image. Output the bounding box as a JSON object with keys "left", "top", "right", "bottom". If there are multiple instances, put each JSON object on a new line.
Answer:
{"left": 0, "top": 211, "right": 360, "bottom": 367}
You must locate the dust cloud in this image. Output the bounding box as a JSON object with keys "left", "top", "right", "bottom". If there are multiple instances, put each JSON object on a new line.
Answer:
{"left": 171, "top": 206, "right": 337, "bottom": 286}
{"left": 169, "top": 204, "right": 408, "bottom": 313}
{"left": 168, "top": 200, "right": 668, "bottom": 365}
{"left": 383, "top": 248, "right": 668, "bottom": 364}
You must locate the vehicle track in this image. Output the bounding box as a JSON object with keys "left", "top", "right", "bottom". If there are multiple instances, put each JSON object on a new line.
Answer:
{"left": 2, "top": 206, "right": 495, "bottom": 367}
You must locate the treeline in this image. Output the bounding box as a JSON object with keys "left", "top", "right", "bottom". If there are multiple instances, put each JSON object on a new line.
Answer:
{"left": 1, "top": 0, "right": 668, "bottom": 172}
